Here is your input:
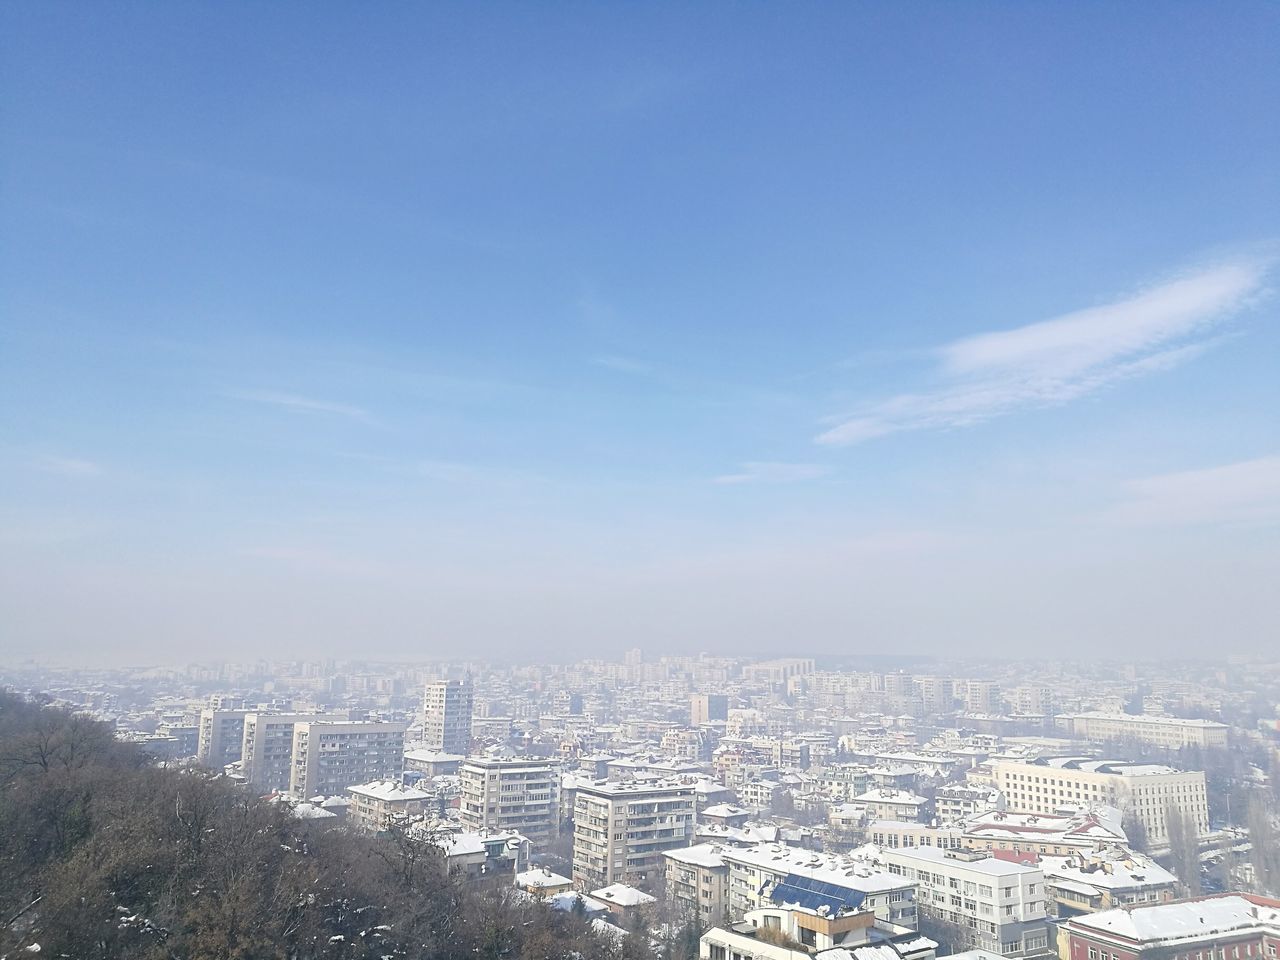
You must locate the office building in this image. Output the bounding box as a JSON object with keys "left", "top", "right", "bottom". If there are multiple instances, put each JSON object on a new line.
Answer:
{"left": 1055, "top": 713, "right": 1229, "bottom": 750}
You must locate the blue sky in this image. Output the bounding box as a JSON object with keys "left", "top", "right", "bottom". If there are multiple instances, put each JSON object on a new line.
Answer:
{"left": 2, "top": 3, "right": 1278, "bottom": 664}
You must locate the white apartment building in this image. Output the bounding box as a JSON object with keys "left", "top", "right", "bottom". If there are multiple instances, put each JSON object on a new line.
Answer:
{"left": 935, "top": 785, "right": 1004, "bottom": 825}
{"left": 458, "top": 756, "right": 560, "bottom": 846}
{"left": 241, "top": 712, "right": 340, "bottom": 792}
{"left": 992, "top": 757, "right": 1208, "bottom": 850}
{"left": 572, "top": 778, "right": 697, "bottom": 890}
{"left": 289, "top": 720, "right": 408, "bottom": 799}
{"left": 855, "top": 789, "right": 930, "bottom": 823}
{"left": 879, "top": 846, "right": 1049, "bottom": 958}
{"left": 718, "top": 843, "right": 917, "bottom": 929}
{"left": 1055, "top": 712, "right": 1229, "bottom": 750}
{"left": 423, "top": 679, "right": 473, "bottom": 755}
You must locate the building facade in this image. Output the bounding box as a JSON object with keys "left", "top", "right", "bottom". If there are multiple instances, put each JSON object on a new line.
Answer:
{"left": 289, "top": 720, "right": 408, "bottom": 798}
{"left": 458, "top": 756, "right": 560, "bottom": 846}
{"left": 423, "top": 678, "right": 474, "bottom": 755}
{"left": 196, "top": 708, "right": 250, "bottom": 768}
{"left": 1055, "top": 713, "right": 1229, "bottom": 750}
{"left": 572, "top": 778, "right": 697, "bottom": 890}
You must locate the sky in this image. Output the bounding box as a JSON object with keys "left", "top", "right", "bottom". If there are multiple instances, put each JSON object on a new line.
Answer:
{"left": 2, "top": 3, "right": 1278, "bottom": 666}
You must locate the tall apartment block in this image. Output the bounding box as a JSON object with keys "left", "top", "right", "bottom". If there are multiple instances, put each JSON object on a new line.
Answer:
{"left": 458, "top": 756, "right": 560, "bottom": 845}
{"left": 572, "top": 779, "right": 697, "bottom": 890}
{"left": 196, "top": 708, "right": 250, "bottom": 768}
{"left": 690, "top": 693, "right": 728, "bottom": 725}
{"left": 241, "top": 713, "right": 340, "bottom": 793}
{"left": 289, "top": 720, "right": 408, "bottom": 799}
{"left": 423, "top": 679, "right": 473, "bottom": 755}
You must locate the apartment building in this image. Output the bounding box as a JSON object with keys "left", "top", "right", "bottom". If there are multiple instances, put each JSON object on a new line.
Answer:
{"left": 880, "top": 846, "right": 1049, "bottom": 958}
{"left": 572, "top": 778, "right": 697, "bottom": 890}
{"left": 936, "top": 785, "right": 1004, "bottom": 824}
{"left": 992, "top": 758, "right": 1209, "bottom": 850}
{"left": 664, "top": 843, "right": 728, "bottom": 925}
{"left": 855, "top": 789, "right": 930, "bottom": 823}
{"left": 1056, "top": 713, "right": 1229, "bottom": 750}
{"left": 718, "top": 843, "right": 917, "bottom": 929}
{"left": 241, "top": 712, "right": 340, "bottom": 793}
{"left": 289, "top": 719, "right": 408, "bottom": 798}
{"left": 196, "top": 708, "right": 251, "bottom": 768}
{"left": 346, "top": 779, "right": 431, "bottom": 833}
{"left": 1039, "top": 848, "right": 1178, "bottom": 917}
{"left": 458, "top": 756, "right": 560, "bottom": 846}
{"left": 422, "top": 679, "right": 473, "bottom": 754}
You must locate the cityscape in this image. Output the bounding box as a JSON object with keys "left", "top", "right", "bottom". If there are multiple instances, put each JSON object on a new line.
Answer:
{"left": 3, "top": 2, "right": 1279, "bottom": 959}
{"left": 2, "top": 654, "right": 1280, "bottom": 958}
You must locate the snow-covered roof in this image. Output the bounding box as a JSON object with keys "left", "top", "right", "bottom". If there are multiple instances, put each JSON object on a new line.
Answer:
{"left": 591, "top": 883, "right": 656, "bottom": 907}
{"left": 663, "top": 843, "right": 726, "bottom": 868}
{"left": 719, "top": 843, "right": 909, "bottom": 894}
{"left": 515, "top": 868, "right": 573, "bottom": 889}
{"left": 1069, "top": 894, "right": 1280, "bottom": 944}
{"left": 347, "top": 779, "right": 430, "bottom": 802}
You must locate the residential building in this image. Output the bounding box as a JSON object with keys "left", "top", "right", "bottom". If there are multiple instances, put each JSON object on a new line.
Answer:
{"left": 572, "top": 778, "right": 697, "bottom": 890}
{"left": 241, "top": 712, "right": 339, "bottom": 793}
{"left": 992, "top": 758, "right": 1209, "bottom": 851}
{"left": 1055, "top": 713, "right": 1229, "bottom": 750}
{"left": 1057, "top": 893, "right": 1280, "bottom": 960}
{"left": 346, "top": 779, "right": 431, "bottom": 833}
{"left": 936, "top": 785, "right": 1004, "bottom": 825}
{"left": 458, "top": 756, "right": 560, "bottom": 845}
{"left": 591, "top": 883, "right": 657, "bottom": 922}
{"left": 1037, "top": 847, "right": 1178, "bottom": 917}
{"left": 718, "top": 843, "right": 917, "bottom": 928}
{"left": 403, "top": 748, "right": 463, "bottom": 777}
{"left": 196, "top": 708, "right": 250, "bottom": 767}
{"left": 692, "top": 694, "right": 730, "bottom": 725}
{"left": 879, "top": 846, "right": 1050, "bottom": 958}
{"left": 289, "top": 719, "right": 408, "bottom": 798}
{"left": 665, "top": 843, "right": 729, "bottom": 926}
{"left": 437, "top": 829, "right": 531, "bottom": 879}
{"left": 515, "top": 867, "right": 574, "bottom": 897}
{"left": 868, "top": 821, "right": 965, "bottom": 851}
{"left": 423, "top": 678, "right": 473, "bottom": 754}
{"left": 698, "top": 903, "right": 937, "bottom": 960}
{"left": 963, "top": 808, "right": 1129, "bottom": 856}
{"left": 855, "top": 789, "right": 930, "bottom": 823}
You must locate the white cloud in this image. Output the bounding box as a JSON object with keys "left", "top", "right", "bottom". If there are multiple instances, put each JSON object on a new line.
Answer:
{"left": 817, "top": 258, "right": 1272, "bottom": 446}
{"left": 31, "top": 456, "right": 103, "bottom": 477}
{"left": 229, "top": 389, "right": 369, "bottom": 420}
{"left": 1109, "top": 455, "right": 1280, "bottom": 526}
{"left": 714, "top": 461, "right": 830, "bottom": 485}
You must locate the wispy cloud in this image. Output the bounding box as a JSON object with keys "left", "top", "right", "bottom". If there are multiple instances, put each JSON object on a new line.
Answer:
{"left": 31, "top": 455, "right": 104, "bottom": 477}
{"left": 817, "top": 257, "right": 1273, "bottom": 446}
{"left": 1108, "top": 455, "right": 1280, "bottom": 526}
{"left": 591, "top": 354, "right": 652, "bottom": 376}
{"left": 714, "top": 461, "right": 830, "bottom": 485}
{"left": 228, "top": 389, "right": 370, "bottom": 421}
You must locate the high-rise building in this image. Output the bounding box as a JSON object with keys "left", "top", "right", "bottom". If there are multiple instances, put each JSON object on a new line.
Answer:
{"left": 241, "top": 713, "right": 340, "bottom": 793}
{"left": 196, "top": 708, "right": 250, "bottom": 768}
{"left": 458, "top": 756, "right": 560, "bottom": 845}
{"left": 423, "top": 679, "right": 473, "bottom": 755}
{"left": 289, "top": 720, "right": 408, "bottom": 798}
{"left": 572, "top": 779, "right": 697, "bottom": 890}
{"left": 690, "top": 693, "right": 728, "bottom": 725}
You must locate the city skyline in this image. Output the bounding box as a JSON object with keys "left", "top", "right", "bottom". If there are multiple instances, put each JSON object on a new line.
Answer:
{"left": 3, "top": 4, "right": 1279, "bottom": 664}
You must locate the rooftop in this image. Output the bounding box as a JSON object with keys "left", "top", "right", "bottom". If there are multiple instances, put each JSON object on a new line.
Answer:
{"left": 1068, "top": 894, "right": 1280, "bottom": 944}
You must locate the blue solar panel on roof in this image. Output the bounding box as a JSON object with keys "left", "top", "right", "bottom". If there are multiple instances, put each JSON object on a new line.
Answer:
{"left": 767, "top": 874, "right": 866, "bottom": 913}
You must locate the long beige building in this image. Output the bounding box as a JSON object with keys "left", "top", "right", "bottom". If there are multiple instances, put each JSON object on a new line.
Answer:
{"left": 572, "top": 778, "right": 697, "bottom": 890}
{"left": 1056, "top": 712, "right": 1228, "bottom": 750}
{"left": 992, "top": 757, "right": 1209, "bottom": 851}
